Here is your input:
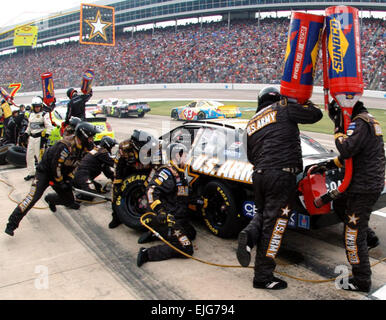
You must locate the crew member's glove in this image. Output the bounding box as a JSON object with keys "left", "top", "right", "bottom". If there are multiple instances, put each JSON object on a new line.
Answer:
{"left": 156, "top": 209, "right": 175, "bottom": 225}
{"left": 328, "top": 100, "right": 344, "bottom": 133}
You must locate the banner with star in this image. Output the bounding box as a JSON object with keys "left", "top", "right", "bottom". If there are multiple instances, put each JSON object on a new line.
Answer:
{"left": 80, "top": 3, "right": 115, "bottom": 46}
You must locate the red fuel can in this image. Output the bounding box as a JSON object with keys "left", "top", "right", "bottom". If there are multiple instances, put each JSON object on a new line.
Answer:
{"left": 325, "top": 6, "right": 363, "bottom": 131}
{"left": 280, "top": 12, "right": 324, "bottom": 104}
{"left": 81, "top": 69, "right": 95, "bottom": 94}
{"left": 41, "top": 72, "right": 55, "bottom": 106}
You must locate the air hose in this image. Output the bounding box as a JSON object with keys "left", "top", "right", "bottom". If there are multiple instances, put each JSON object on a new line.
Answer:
{"left": 140, "top": 212, "right": 386, "bottom": 284}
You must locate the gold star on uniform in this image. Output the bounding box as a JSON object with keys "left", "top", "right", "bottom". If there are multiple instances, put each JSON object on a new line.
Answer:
{"left": 173, "top": 230, "right": 182, "bottom": 237}
{"left": 348, "top": 213, "right": 359, "bottom": 225}
{"left": 281, "top": 206, "right": 291, "bottom": 217}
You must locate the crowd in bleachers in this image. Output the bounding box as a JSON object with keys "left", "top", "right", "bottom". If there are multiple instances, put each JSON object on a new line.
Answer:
{"left": 0, "top": 17, "right": 384, "bottom": 92}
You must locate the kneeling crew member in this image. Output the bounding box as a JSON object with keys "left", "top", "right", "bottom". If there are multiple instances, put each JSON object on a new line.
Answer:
{"left": 4, "top": 122, "right": 100, "bottom": 236}
{"left": 74, "top": 135, "right": 117, "bottom": 201}
{"left": 236, "top": 86, "right": 323, "bottom": 290}
{"left": 137, "top": 143, "right": 196, "bottom": 267}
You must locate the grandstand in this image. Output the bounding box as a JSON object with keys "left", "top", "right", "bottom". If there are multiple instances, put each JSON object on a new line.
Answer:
{"left": 0, "top": 1, "right": 385, "bottom": 92}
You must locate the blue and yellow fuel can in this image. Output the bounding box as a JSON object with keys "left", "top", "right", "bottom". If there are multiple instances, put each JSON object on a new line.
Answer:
{"left": 81, "top": 69, "right": 95, "bottom": 94}
{"left": 325, "top": 5, "right": 363, "bottom": 129}
{"left": 280, "top": 12, "right": 324, "bottom": 104}
{"left": 41, "top": 72, "right": 55, "bottom": 106}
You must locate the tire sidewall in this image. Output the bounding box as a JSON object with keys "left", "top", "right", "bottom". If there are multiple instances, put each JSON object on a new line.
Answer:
{"left": 6, "top": 145, "right": 27, "bottom": 167}
{"left": 114, "top": 173, "right": 148, "bottom": 230}
{"left": 201, "top": 180, "right": 240, "bottom": 238}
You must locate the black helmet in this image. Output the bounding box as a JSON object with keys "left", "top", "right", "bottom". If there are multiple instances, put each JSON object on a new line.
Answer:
{"left": 257, "top": 86, "right": 281, "bottom": 111}
{"left": 69, "top": 116, "right": 82, "bottom": 128}
{"left": 75, "top": 122, "right": 101, "bottom": 151}
{"left": 100, "top": 136, "right": 117, "bottom": 151}
{"left": 131, "top": 129, "right": 157, "bottom": 151}
{"left": 166, "top": 143, "right": 188, "bottom": 161}
{"left": 67, "top": 88, "right": 77, "bottom": 99}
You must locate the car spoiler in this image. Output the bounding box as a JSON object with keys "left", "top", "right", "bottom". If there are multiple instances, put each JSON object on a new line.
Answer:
{"left": 86, "top": 116, "right": 106, "bottom": 122}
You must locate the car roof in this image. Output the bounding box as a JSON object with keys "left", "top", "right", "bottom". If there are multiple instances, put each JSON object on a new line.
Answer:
{"left": 183, "top": 118, "right": 249, "bottom": 130}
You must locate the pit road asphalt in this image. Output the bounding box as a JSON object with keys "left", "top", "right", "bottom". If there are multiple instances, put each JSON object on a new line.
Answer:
{"left": 1, "top": 89, "right": 385, "bottom": 300}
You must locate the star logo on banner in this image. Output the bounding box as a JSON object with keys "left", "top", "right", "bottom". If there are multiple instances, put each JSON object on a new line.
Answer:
{"left": 348, "top": 213, "right": 359, "bottom": 225}
{"left": 85, "top": 10, "right": 112, "bottom": 41}
{"left": 281, "top": 206, "right": 291, "bottom": 217}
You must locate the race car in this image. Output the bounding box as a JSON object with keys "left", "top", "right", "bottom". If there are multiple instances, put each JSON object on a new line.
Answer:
{"left": 47, "top": 105, "right": 115, "bottom": 146}
{"left": 111, "top": 119, "right": 386, "bottom": 238}
{"left": 170, "top": 100, "right": 242, "bottom": 120}
{"left": 102, "top": 99, "right": 151, "bottom": 118}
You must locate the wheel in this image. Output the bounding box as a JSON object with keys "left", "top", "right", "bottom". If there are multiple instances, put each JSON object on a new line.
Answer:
{"left": 138, "top": 112, "right": 145, "bottom": 118}
{"left": 114, "top": 173, "right": 149, "bottom": 230}
{"left": 197, "top": 111, "right": 206, "bottom": 120}
{"left": 171, "top": 110, "right": 179, "bottom": 120}
{"left": 0, "top": 143, "right": 14, "bottom": 165}
{"left": 201, "top": 180, "right": 242, "bottom": 238}
{"left": 6, "top": 145, "right": 27, "bottom": 167}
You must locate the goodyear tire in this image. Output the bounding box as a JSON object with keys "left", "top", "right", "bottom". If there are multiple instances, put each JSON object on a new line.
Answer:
{"left": 0, "top": 143, "right": 14, "bottom": 165}
{"left": 201, "top": 180, "right": 241, "bottom": 238}
{"left": 197, "top": 111, "right": 206, "bottom": 120}
{"left": 138, "top": 111, "right": 145, "bottom": 118}
{"left": 114, "top": 173, "right": 149, "bottom": 230}
{"left": 6, "top": 145, "right": 27, "bottom": 167}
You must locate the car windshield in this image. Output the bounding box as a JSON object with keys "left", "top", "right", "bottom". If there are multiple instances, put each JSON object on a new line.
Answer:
{"left": 300, "top": 133, "right": 332, "bottom": 156}
{"left": 192, "top": 127, "right": 247, "bottom": 161}
{"left": 53, "top": 106, "right": 96, "bottom": 120}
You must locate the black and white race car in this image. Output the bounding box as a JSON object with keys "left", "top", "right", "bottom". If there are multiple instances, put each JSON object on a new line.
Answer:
{"left": 114, "top": 119, "right": 386, "bottom": 238}
{"left": 101, "top": 98, "right": 151, "bottom": 118}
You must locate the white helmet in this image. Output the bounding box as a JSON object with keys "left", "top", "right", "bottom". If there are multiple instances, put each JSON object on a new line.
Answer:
{"left": 31, "top": 96, "right": 43, "bottom": 108}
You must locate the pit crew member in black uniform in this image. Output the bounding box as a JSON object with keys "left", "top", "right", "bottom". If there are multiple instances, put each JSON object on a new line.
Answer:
{"left": 64, "top": 88, "right": 92, "bottom": 123}
{"left": 236, "top": 86, "right": 323, "bottom": 290}
{"left": 108, "top": 130, "right": 160, "bottom": 229}
{"left": 74, "top": 135, "right": 117, "bottom": 201}
{"left": 3, "top": 107, "right": 25, "bottom": 145}
{"left": 4, "top": 122, "right": 100, "bottom": 237}
{"left": 136, "top": 143, "right": 196, "bottom": 267}
{"left": 318, "top": 100, "right": 385, "bottom": 292}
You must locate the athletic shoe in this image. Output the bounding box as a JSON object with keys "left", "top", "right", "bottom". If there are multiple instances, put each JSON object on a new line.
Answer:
{"left": 341, "top": 277, "right": 371, "bottom": 293}
{"left": 44, "top": 195, "right": 56, "bottom": 212}
{"left": 237, "top": 230, "right": 252, "bottom": 267}
{"left": 137, "top": 247, "right": 149, "bottom": 267}
{"left": 253, "top": 276, "right": 288, "bottom": 290}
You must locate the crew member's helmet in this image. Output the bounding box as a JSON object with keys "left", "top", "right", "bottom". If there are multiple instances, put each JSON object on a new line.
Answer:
{"left": 131, "top": 129, "right": 157, "bottom": 151}
{"left": 31, "top": 96, "right": 43, "bottom": 111}
{"left": 75, "top": 122, "right": 101, "bottom": 151}
{"left": 69, "top": 116, "right": 82, "bottom": 129}
{"left": 67, "top": 88, "right": 77, "bottom": 99}
{"left": 257, "top": 86, "right": 281, "bottom": 112}
{"left": 10, "top": 105, "right": 19, "bottom": 116}
{"left": 100, "top": 136, "right": 117, "bottom": 152}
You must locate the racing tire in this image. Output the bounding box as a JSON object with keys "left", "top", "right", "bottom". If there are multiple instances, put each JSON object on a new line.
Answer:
{"left": 171, "top": 110, "right": 179, "bottom": 120}
{"left": 197, "top": 112, "right": 206, "bottom": 120}
{"left": 0, "top": 143, "right": 14, "bottom": 165}
{"left": 114, "top": 173, "right": 149, "bottom": 231}
{"left": 138, "top": 112, "right": 145, "bottom": 118}
{"left": 6, "top": 145, "right": 27, "bottom": 168}
{"left": 201, "top": 180, "right": 242, "bottom": 238}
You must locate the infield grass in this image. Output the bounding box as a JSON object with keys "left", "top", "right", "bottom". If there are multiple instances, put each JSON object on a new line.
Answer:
{"left": 148, "top": 100, "right": 386, "bottom": 137}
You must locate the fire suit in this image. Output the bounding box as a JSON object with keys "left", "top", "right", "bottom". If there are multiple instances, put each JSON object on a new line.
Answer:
{"left": 74, "top": 146, "right": 114, "bottom": 200}
{"left": 243, "top": 98, "right": 322, "bottom": 282}
{"left": 334, "top": 102, "right": 385, "bottom": 289}
{"left": 5, "top": 136, "right": 85, "bottom": 234}
{"left": 25, "top": 110, "right": 53, "bottom": 176}
{"left": 65, "top": 92, "right": 92, "bottom": 123}
{"left": 145, "top": 163, "right": 196, "bottom": 261}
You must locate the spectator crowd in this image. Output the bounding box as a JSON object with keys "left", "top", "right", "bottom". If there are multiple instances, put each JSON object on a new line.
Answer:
{"left": 0, "top": 17, "right": 384, "bottom": 92}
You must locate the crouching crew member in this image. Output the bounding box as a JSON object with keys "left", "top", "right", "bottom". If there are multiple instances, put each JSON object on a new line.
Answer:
{"left": 4, "top": 122, "right": 100, "bottom": 236}
{"left": 136, "top": 143, "right": 196, "bottom": 267}
{"left": 74, "top": 135, "right": 117, "bottom": 201}
{"left": 236, "top": 86, "right": 323, "bottom": 290}
{"left": 24, "top": 96, "right": 54, "bottom": 181}
{"left": 109, "top": 130, "right": 159, "bottom": 229}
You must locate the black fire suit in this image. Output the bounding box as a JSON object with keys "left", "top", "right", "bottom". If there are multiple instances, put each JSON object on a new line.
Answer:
{"left": 243, "top": 98, "right": 322, "bottom": 282}
{"left": 5, "top": 136, "right": 85, "bottom": 234}
{"left": 65, "top": 92, "right": 92, "bottom": 123}
{"left": 74, "top": 146, "right": 114, "bottom": 200}
{"left": 145, "top": 163, "right": 196, "bottom": 261}
{"left": 334, "top": 102, "right": 385, "bottom": 289}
